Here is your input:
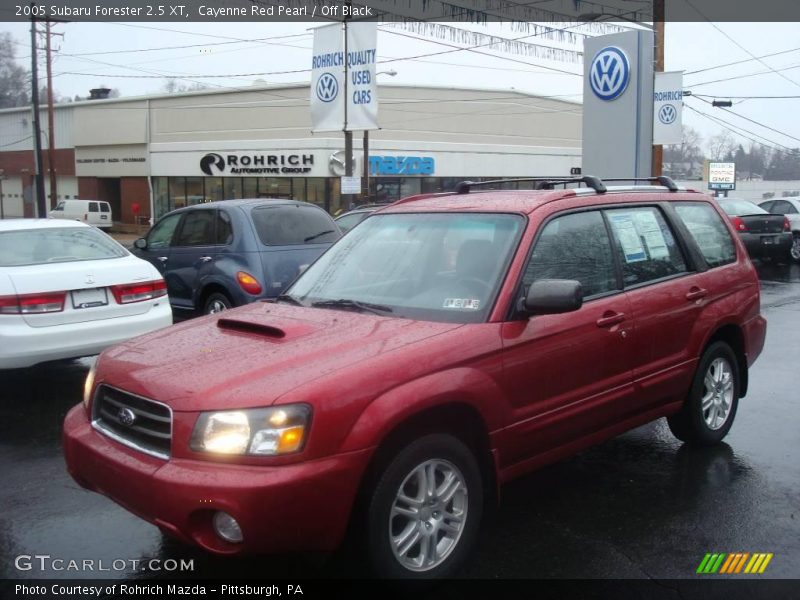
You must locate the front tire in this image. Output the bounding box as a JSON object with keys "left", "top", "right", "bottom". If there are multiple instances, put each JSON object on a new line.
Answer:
{"left": 667, "top": 341, "right": 740, "bottom": 446}
{"left": 366, "top": 434, "right": 483, "bottom": 579}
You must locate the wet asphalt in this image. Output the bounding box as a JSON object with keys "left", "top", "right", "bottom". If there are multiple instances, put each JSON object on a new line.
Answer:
{"left": 0, "top": 262, "right": 798, "bottom": 584}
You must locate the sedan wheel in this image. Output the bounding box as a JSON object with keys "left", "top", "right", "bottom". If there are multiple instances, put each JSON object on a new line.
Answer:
{"left": 700, "top": 357, "right": 735, "bottom": 430}
{"left": 791, "top": 233, "right": 800, "bottom": 263}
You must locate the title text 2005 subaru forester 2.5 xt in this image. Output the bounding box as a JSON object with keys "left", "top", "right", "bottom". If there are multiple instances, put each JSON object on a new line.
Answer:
{"left": 64, "top": 176, "right": 766, "bottom": 578}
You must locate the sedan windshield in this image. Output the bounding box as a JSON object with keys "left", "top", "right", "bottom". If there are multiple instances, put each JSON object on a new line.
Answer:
{"left": 0, "top": 228, "right": 127, "bottom": 267}
{"left": 287, "top": 213, "right": 524, "bottom": 323}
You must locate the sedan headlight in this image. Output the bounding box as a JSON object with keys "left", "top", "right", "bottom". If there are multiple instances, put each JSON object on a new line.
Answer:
{"left": 83, "top": 361, "right": 97, "bottom": 412}
{"left": 190, "top": 405, "right": 311, "bottom": 456}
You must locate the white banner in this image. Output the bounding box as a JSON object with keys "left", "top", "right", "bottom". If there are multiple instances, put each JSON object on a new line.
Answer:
{"left": 310, "top": 23, "right": 345, "bottom": 132}
{"left": 345, "top": 21, "right": 379, "bottom": 131}
{"left": 653, "top": 71, "right": 683, "bottom": 145}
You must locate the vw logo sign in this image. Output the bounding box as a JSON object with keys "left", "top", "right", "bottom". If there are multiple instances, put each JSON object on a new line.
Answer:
{"left": 590, "top": 47, "right": 630, "bottom": 101}
{"left": 117, "top": 407, "right": 136, "bottom": 427}
{"left": 316, "top": 72, "right": 339, "bottom": 103}
{"left": 329, "top": 150, "right": 346, "bottom": 176}
{"left": 200, "top": 153, "right": 225, "bottom": 176}
{"left": 658, "top": 103, "right": 677, "bottom": 125}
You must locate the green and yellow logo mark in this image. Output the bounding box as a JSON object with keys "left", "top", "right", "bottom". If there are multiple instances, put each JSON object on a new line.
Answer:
{"left": 697, "top": 552, "right": 773, "bottom": 574}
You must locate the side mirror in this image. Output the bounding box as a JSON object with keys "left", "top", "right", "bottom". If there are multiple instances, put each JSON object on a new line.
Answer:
{"left": 523, "top": 279, "right": 583, "bottom": 316}
{"left": 133, "top": 238, "right": 147, "bottom": 250}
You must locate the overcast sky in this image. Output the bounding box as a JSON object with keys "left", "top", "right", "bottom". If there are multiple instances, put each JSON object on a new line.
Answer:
{"left": 2, "top": 19, "right": 799, "bottom": 154}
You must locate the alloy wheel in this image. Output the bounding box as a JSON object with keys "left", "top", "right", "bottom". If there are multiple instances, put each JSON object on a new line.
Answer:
{"left": 701, "top": 357, "right": 734, "bottom": 430}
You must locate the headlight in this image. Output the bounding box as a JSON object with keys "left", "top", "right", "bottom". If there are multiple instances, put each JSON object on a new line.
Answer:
{"left": 190, "top": 405, "right": 311, "bottom": 456}
{"left": 83, "top": 361, "right": 97, "bottom": 412}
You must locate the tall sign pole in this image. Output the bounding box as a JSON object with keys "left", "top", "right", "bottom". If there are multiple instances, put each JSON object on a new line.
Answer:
{"left": 343, "top": 12, "right": 353, "bottom": 209}
{"left": 45, "top": 19, "right": 58, "bottom": 209}
{"left": 30, "top": 7, "right": 46, "bottom": 217}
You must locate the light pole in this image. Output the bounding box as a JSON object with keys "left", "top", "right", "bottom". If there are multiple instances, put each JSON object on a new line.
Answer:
{"left": 362, "top": 69, "right": 397, "bottom": 202}
{"left": 0, "top": 169, "right": 5, "bottom": 219}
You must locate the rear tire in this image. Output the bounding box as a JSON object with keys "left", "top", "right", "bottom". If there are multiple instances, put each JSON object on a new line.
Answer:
{"left": 203, "top": 292, "right": 232, "bottom": 315}
{"left": 667, "top": 342, "right": 740, "bottom": 446}
{"left": 365, "top": 434, "right": 483, "bottom": 579}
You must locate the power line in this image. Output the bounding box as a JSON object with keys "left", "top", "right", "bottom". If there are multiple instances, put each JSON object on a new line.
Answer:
{"left": 692, "top": 94, "right": 800, "bottom": 99}
{"left": 692, "top": 95, "right": 800, "bottom": 144}
{"left": 685, "top": 102, "right": 795, "bottom": 153}
{"left": 688, "top": 63, "right": 800, "bottom": 87}
{"left": 684, "top": 0, "right": 800, "bottom": 91}
{"left": 684, "top": 46, "right": 800, "bottom": 76}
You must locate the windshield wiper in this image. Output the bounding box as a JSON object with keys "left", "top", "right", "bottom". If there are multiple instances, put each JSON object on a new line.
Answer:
{"left": 274, "top": 293, "right": 304, "bottom": 306}
{"left": 304, "top": 229, "right": 336, "bottom": 243}
{"left": 311, "top": 298, "right": 393, "bottom": 315}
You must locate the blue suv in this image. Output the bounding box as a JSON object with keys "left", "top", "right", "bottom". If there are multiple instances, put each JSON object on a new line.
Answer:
{"left": 132, "top": 199, "right": 340, "bottom": 315}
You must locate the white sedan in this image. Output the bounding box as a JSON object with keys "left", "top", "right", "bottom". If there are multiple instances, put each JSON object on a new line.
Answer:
{"left": 0, "top": 219, "right": 173, "bottom": 369}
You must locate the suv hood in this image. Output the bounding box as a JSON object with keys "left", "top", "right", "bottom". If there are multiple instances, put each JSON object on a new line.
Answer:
{"left": 99, "top": 302, "right": 463, "bottom": 411}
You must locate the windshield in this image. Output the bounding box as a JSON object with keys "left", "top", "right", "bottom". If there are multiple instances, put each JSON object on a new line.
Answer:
{"left": 287, "top": 212, "right": 524, "bottom": 323}
{"left": 0, "top": 227, "right": 128, "bottom": 266}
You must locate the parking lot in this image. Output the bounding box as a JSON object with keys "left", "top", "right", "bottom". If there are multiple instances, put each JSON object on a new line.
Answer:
{"left": 1, "top": 261, "right": 798, "bottom": 582}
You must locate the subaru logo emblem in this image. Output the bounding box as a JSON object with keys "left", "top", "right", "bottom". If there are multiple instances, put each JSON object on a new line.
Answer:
{"left": 659, "top": 104, "right": 677, "bottom": 125}
{"left": 590, "top": 47, "right": 630, "bottom": 101}
{"left": 200, "top": 153, "right": 225, "bottom": 176}
{"left": 85, "top": 274, "right": 95, "bottom": 285}
{"left": 316, "top": 72, "right": 339, "bottom": 103}
{"left": 118, "top": 407, "right": 136, "bottom": 427}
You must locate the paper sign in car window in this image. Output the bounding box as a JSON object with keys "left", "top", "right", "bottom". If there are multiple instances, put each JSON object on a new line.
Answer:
{"left": 633, "top": 210, "right": 670, "bottom": 260}
{"left": 609, "top": 213, "right": 646, "bottom": 263}
{"left": 443, "top": 298, "right": 481, "bottom": 310}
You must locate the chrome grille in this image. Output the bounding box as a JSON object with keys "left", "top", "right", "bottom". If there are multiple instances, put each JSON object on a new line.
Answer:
{"left": 92, "top": 385, "right": 172, "bottom": 459}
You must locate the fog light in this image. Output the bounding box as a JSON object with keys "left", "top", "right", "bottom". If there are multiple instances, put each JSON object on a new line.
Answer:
{"left": 212, "top": 511, "right": 243, "bottom": 543}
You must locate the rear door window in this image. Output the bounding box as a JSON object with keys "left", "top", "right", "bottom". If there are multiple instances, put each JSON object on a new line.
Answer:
{"left": 100, "top": 203, "right": 110, "bottom": 213}
{"left": 174, "top": 210, "right": 217, "bottom": 247}
{"left": 674, "top": 202, "right": 737, "bottom": 268}
{"left": 524, "top": 210, "right": 619, "bottom": 298}
{"left": 88, "top": 202, "right": 99, "bottom": 213}
{"left": 605, "top": 206, "right": 687, "bottom": 286}
{"left": 216, "top": 210, "right": 233, "bottom": 245}
{"left": 251, "top": 205, "right": 339, "bottom": 246}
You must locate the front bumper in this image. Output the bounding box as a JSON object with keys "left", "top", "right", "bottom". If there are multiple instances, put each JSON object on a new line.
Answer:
{"left": 63, "top": 405, "right": 372, "bottom": 554}
{"left": 740, "top": 232, "right": 792, "bottom": 259}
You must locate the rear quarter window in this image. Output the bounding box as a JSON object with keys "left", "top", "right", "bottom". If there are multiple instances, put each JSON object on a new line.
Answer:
{"left": 251, "top": 205, "right": 340, "bottom": 246}
{"left": 674, "top": 202, "right": 737, "bottom": 268}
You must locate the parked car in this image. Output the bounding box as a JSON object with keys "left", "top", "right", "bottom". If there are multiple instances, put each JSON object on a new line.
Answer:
{"left": 715, "top": 197, "right": 792, "bottom": 262}
{"left": 334, "top": 203, "right": 390, "bottom": 233}
{"left": 131, "top": 199, "right": 340, "bottom": 316}
{"left": 65, "top": 176, "right": 766, "bottom": 578}
{"left": 0, "top": 220, "right": 171, "bottom": 369}
{"left": 49, "top": 199, "right": 113, "bottom": 229}
{"left": 758, "top": 197, "right": 800, "bottom": 263}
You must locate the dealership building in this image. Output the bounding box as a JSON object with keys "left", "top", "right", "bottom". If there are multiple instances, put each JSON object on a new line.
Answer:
{"left": 0, "top": 83, "right": 581, "bottom": 224}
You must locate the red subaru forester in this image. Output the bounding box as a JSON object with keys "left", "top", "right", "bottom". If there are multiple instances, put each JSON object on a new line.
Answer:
{"left": 64, "top": 176, "right": 766, "bottom": 578}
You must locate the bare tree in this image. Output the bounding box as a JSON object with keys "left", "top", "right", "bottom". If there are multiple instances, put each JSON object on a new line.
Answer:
{"left": 0, "top": 32, "right": 30, "bottom": 108}
{"left": 707, "top": 131, "right": 737, "bottom": 161}
{"left": 663, "top": 126, "right": 704, "bottom": 179}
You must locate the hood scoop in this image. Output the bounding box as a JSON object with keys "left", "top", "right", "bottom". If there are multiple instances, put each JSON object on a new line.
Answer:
{"left": 217, "top": 317, "right": 286, "bottom": 339}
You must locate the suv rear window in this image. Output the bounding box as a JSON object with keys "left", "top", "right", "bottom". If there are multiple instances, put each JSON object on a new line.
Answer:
{"left": 251, "top": 205, "right": 339, "bottom": 246}
{"left": 674, "top": 202, "right": 737, "bottom": 268}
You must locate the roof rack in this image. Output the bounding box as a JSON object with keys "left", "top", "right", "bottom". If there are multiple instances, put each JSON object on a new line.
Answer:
{"left": 454, "top": 176, "right": 607, "bottom": 195}
{"left": 600, "top": 176, "right": 679, "bottom": 191}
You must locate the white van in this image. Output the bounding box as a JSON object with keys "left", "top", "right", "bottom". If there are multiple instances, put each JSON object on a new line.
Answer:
{"left": 49, "top": 199, "right": 113, "bottom": 229}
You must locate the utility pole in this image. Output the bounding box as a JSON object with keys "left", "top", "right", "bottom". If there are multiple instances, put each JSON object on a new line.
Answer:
{"left": 45, "top": 19, "right": 58, "bottom": 209}
{"left": 343, "top": 10, "right": 354, "bottom": 211}
{"left": 30, "top": 7, "right": 46, "bottom": 218}
{"left": 652, "top": 0, "right": 665, "bottom": 177}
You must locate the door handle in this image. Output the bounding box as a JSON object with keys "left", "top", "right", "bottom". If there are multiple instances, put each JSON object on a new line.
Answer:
{"left": 686, "top": 287, "right": 708, "bottom": 301}
{"left": 157, "top": 256, "right": 168, "bottom": 263}
{"left": 596, "top": 311, "right": 626, "bottom": 328}
{"left": 199, "top": 256, "right": 213, "bottom": 263}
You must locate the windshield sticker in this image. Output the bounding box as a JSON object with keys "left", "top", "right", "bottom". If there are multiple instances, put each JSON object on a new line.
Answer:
{"left": 609, "top": 213, "right": 647, "bottom": 263}
{"left": 443, "top": 298, "right": 481, "bottom": 310}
